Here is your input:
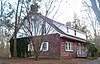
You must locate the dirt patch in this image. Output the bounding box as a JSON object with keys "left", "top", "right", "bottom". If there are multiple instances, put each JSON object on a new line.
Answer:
{"left": 0, "top": 58, "right": 88, "bottom": 64}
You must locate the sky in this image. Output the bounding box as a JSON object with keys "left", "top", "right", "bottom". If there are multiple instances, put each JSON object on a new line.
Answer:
{"left": 7, "top": 0, "right": 84, "bottom": 24}
{"left": 3, "top": 0, "right": 100, "bottom": 37}
{"left": 6, "top": 0, "right": 87, "bottom": 24}
{"left": 51, "top": 0, "right": 83, "bottom": 24}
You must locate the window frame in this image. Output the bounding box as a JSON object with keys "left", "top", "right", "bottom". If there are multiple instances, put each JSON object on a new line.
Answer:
{"left": 65, "top": 42, "right": 73, "bottom": 51}
{"left": 28, "top": 43, "right": 34, "bottom": 51}
{"left": 40, "top": 42, "right": 49, "bottom": 51}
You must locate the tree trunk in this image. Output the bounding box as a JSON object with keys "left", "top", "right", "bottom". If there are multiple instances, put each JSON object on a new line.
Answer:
{"left": 34, "top": 50, "right": 39, "bottom": 60}
{"left": 13, "top": 0, "right": 20, "bottom": 58}
{"left": 90, "top": 0, "right": 100, "bottom": 24}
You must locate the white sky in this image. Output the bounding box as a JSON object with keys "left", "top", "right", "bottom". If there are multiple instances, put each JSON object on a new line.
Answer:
{"left": 4, "top": 0, "right": 100, "bottom": 37}
{"left": 7, "top": 0, "right": 86, "bottom": 24}
{"left": 47, "top": 0, "right": 83, "bottom": 24}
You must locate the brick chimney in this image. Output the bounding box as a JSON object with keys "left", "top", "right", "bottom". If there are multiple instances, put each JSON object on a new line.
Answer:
{"left": 66, "top": 22, "right": 71, "bottom": 27}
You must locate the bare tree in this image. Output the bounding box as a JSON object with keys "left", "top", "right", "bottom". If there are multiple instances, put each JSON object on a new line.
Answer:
{"left": 90, "top": 0, "right": 100, "bottom": 24}
{"left": 82, "top": 0, "right": 100, "bottom": 49}
{"left": 0, "top": 0, "right": 15, "bottom": 58}
{"left": 20, "top": 4, "right": 61, "bottom": 59}
{"left": 13, "top": 0, "right": 20, "bottom": 58}
{"left": 72, "top": 13, "right": 87, "bottom": 32}
{"left": 8, "top": 0, "right": 62, "bottom": 59}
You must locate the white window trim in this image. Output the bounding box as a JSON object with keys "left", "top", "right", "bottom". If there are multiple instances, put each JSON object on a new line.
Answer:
{"left": 40, "top": 42, "right": 49, "bottom": 51}
{"left": 66, "top": 50, "right": 73, "bottom": 51}
{"left": 65, "top": 42, "right": 73, "bottom": 51}
{"left": 28, "top": 43, "right": 34, "bottom": 51}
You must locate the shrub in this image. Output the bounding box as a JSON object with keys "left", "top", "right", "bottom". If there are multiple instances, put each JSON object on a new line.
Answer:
{"left": 96, "top": 50, "right": 100, "bottom": 57}
{"left": 87, "top": 44, "right": 97, "bottom": 57}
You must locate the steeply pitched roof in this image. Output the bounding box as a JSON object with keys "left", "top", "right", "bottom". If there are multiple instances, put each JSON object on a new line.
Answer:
{"left": 38, "top": 13, "right": 67, "bottom": 35}
{"left": 38, "top": 13, "right": 86, "bottom": 42}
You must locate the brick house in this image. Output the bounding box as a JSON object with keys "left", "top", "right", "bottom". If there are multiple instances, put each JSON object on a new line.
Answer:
{"left": 10, "top": 13, "right": 87, "bottom": 59}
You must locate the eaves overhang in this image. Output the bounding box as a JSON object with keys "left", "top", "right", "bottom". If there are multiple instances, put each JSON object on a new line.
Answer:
{"left": 60, "top": 34, "right": 86, "bottom": 43}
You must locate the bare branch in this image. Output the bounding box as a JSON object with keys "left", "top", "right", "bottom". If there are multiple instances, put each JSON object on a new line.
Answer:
{"left": 52, "top": 0, "right": 62, "bottom": 19}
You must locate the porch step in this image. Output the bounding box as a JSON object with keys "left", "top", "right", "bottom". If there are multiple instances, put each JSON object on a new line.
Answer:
{"left": 77, "top": 54, "right": 87, "bottom": 57}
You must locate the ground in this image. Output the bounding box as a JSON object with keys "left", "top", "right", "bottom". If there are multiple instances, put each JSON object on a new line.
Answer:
{"left": 83, "top": 59, "right": 100, "bottom": 64}
{"left": 0, "top": 58, "right": 89, "bottom": 64}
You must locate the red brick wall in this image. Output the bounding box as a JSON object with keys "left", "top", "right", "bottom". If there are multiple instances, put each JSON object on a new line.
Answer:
{"left": 38, "top": 33, "right": 85, "bottom": 59}
{"left": 60, "top": 41, "right": 77, "bottom": 59}
{"left": 60, "top": 38, "right": 84, "bottom": 59}
{"left": 39, "top": 33, "right": 61, "bottom": 59}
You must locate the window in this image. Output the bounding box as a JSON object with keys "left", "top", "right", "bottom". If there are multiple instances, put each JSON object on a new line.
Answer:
{"left": 28, "top": 43, "right": 34, "bottom": 51}
{"left": 40, "top": 42, "right": 49, "bottom": 51}
{"left": 65, "top": 42, "right": 73, "bottom": 51}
